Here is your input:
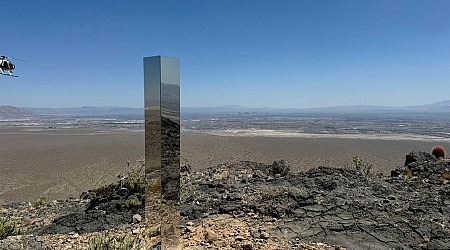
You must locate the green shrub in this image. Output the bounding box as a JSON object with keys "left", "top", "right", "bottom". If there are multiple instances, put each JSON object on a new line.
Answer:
{"left": 0, "top": 217, "right": 22, "bottom": 240}
{"left": 81, "top": 232, "right": 143, "bottom": 250}
{"left": 32, "top": 196, "right": 46, "bottom": 208}
{"left": 124, "top": 196, "right": 142, "bottom": 208}
{"left": 351, "top": 156, "right": 373, "bottom": 178}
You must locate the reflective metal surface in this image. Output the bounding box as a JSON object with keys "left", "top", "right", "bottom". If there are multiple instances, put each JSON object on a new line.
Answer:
{"left": 144, "top": 56, "right": 180, "bottom": 249}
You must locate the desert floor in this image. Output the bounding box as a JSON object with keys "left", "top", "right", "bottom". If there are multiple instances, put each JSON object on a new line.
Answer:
{"left": 1, "top": 127, "right": 450, "bottom": 204}
{"left": 0, "top": 127, "right": 144, "bottom": 204}
{"left": 181, "top": 131, "right": 450, "bottom": 174}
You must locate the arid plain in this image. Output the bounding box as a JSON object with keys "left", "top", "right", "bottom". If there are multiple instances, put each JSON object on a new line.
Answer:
{"left": 0, "top": 127, "right": 144, "bottom": 204}
{"left": 2, "top": 126, "right": 450, "bottom": 204}
{"left": 181, "top": 131, "right": 450, "bottom": 174}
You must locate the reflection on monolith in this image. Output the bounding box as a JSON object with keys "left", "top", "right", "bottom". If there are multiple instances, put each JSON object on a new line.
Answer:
{"left": 144, "top": 56, "right": 180, "bottom": 249}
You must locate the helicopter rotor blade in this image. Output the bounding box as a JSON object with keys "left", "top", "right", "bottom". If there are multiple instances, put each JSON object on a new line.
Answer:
{"left": 9, "top": 57, "right": 30, "bottom": 62}
{"left": 4, "top": 56, "right": 30, "bottom": 62}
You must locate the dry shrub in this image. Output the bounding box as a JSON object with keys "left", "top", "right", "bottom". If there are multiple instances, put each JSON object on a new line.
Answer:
{"left": 272, "top": 160, "right": 290, "bottom": 177}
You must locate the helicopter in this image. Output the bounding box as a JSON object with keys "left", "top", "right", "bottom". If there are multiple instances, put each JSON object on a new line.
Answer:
{"left": 0, "top": 56, "right": 18, "bottom": 77}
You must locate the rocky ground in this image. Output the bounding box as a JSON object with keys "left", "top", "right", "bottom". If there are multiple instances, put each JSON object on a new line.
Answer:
{"left": 1, "top": 151, "right": 450, "bottom": 249}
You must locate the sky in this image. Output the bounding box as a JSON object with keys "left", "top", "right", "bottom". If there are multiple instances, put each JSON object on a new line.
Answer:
{"left": 1, "top": 0, "right": 450, "bottom": 108}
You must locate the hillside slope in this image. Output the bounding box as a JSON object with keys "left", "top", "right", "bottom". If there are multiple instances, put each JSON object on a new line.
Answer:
{"left": 0, "top": 151, "right": 449, "bottom": 249}
{"left": 0, "top": 106, "right": 34, "bottom": 117}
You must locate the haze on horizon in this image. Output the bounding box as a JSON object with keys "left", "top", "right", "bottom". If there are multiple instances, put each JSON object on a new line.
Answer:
{"left": 2, "top": 1, "right": 450, "bottom": 109}
{"left": 3, "top": 98, "right": 449, "bottom": 113}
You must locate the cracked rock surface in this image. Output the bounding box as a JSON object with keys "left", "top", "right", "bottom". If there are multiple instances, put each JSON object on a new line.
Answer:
{"left": 181, "top": 152, "right": 450, "bottom": 249}
{"left": 1, "top": 151, "right": 450, "bottom": 249}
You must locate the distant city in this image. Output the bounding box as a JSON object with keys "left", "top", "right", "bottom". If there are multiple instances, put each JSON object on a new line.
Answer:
{"left": 183, "top": 101, "right": 450, "bottom": 139}
{"left": 182, "top": 112, "right": 450, "bottom": 139}
{"left": 1, "top": 101, "right": 450, "bottom": 139}
{"left": 0, "top": 106, "right": 144, "bottom": 130}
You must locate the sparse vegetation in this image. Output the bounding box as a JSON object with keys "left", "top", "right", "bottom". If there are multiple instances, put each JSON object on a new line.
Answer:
{"left": 181, "top": 173, "right": 193, "bottom": 200}
{"left": 81, "top": 232, "right": 143, "bottom": 250}
{"left": 124, "top": 196, "right": 142, "bottom": 208}
{"left": 347, "top": 156, "right": 373, "bottom": 179}
{"left": 442, "top": 171, "right": 450, "bottom": 180}
{"left": 120, "top": 158, "right": 146, "bottom": 189}
{"left": 102, "top": 158, "right": 146, "bottom": 192}
{"left": 271, "top": 160, "right": 290, "bottom": 177}
{"left": 405, "top": 168, "right": 413, "bottom": 178}
{"left": 181, "top": 164, "right": 198, "bottom": 201}
{"left": 82, "top": 158, "right": 146, "bottom": 211}
{"left": 432, "top": 146, "right": 446, "bottom": 159}
{"left": 32, "top": 196, "right": 46, "bottom": 208}
{"left": 440, "top": 171, "right": 450, "bottom": 185}
{"left": 0, "top": 217, "right": 22, "bottom": 240}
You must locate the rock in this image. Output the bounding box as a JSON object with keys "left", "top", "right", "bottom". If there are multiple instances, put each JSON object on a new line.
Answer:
{"left": 181, "top": 164, "right": 192, "bottom": 173}
{"left": 4, "top": 151, "right": 450, "bottom": 249}
{"left": 260, "top": 232, "right": 270, "bottom": 239}
{"left": 205, "top": 229, "right": 218, "bottom": 243}
{"left": 179, "top": 153, "right": 450, "bottom": 249}
{"left": 405, "top": 151, "right": 435, "bottom": 166}
{"left": 235, "top": 236, "right": 246, "bottom": 241}
{"left": 391, "top": 151, "right": 449, "bottom": 183}
{"left": 132, "top": 214, "right": 142, "bottom": 223}
{"left": 242, "top": 244, "right": 253, "bottom": 250}
{"left": 186, "top": 226, "right": 196, "bottom": 233}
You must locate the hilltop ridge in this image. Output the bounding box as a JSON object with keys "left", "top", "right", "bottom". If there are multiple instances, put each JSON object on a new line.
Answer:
{"left": 0, "top": 106, "right": 35, "bottom": 118}
{"left": 1, "top": 151, "right": 450, "bottom": 249}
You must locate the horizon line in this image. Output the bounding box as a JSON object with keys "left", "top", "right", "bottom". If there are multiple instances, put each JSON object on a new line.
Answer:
{"left": 1, "top": 98, "right": 449, "bottom": 110}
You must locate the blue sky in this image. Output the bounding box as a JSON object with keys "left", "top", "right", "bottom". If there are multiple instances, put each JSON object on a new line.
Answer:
{"left": 2, "top": 1, "right": 450, "bottom": 108}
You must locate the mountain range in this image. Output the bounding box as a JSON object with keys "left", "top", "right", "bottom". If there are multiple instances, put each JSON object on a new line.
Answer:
{"left": 1, "top": 100, "right": 450, "bottom": 118}
{"left": 0, "top": 105, "right": 35, "bottom": 117}
{"left": 182, "top": 100, "right": 450, "bottom": 114}
{"left": 27, "top": 106, "right": 143, "bottom": 117}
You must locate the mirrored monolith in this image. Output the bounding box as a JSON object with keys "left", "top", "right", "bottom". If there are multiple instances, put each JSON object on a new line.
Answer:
{"left": 144, "top": 56, "right": 180, "bottom": 249}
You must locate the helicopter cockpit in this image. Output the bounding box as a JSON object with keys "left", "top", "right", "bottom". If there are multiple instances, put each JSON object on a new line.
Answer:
{"left": 1, "top": 60, "right": 15, "bottom": 70}
{"left": 0, "top": 56, "right": 17, "bottom": 76}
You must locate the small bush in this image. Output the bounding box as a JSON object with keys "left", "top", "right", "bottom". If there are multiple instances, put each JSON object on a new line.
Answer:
{"left": 0, "top": 217, "right": 22, "bottom": 240}
{"left": 180, "top": 172, "right": 195, "bottom": 199}
{"left": 121, "top": 158, "right": 146, "bottom": 188}
{"left": 124, "top": 196, "right": 142, "bottom": 208}
{"left": 272, "top": 160, "right": 290, "bottom": 177}
{"left": 405, "top": 168, "right": 413, "bottom": 179}
{"left": 432, "top": 146, "right": 446, "bottom": 159}
{"left": 351, "top": 156, "right": 373, "bottom": 178}
{"left": 82, "top": 232, "right": 143, "bottom": 250}
{"left": 82, "top": 158, "right": 146, "bottom": 211}
{"left": 32, "top": 196, "right": 46, "bottom": 208}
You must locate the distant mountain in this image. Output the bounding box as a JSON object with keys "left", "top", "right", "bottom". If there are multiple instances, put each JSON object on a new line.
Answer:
{"left": 3, "top": 99, "right": 450, "bottom": 118}
{"left": 182, "top": 105, "right": 266, "bottom": 114}
{"left": 406, "top": 100, "right": 450, "bottom": 111}
{"left": 182, "top": 100, "right": 450, "bottom": 114}
{"left": 0, "top": 105, "right": 35, "bottom": 117}
{"left": 26, "top": 106, "right": 143, "bottom": 117}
